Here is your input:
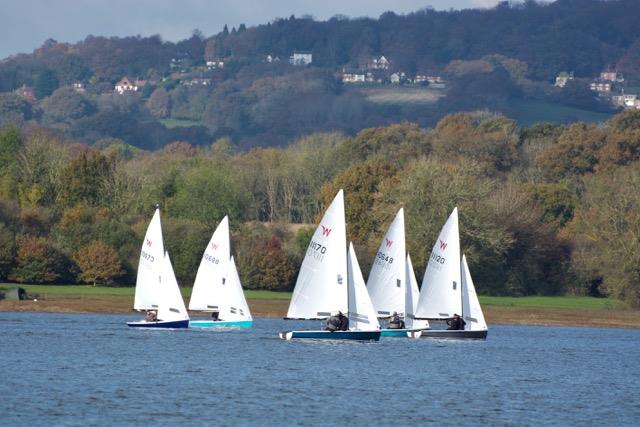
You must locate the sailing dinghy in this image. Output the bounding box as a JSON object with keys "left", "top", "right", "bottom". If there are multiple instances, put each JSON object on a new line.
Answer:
{"left": 127, "top": 208, "right": 189, "bottom": 329}
{"left": 188, "top": 216, "right": 253, "bottom": 328}
{"left": 279, "top": 190, "right": 381, "bottom": 341}
{"left": 366, "top": 208, "right": 429, "bottom": 337}
{"left": 408, "top": 208, "right": 488, "bottom": 339}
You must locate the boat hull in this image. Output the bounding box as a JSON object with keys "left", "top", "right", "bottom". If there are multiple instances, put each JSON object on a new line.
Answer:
{"left": 408, "top": 329, "right": 488, "bottom": 339}
{"left": 127, "top": 319, "right": 190, "bottom": 329}
{"left": 380, "top": 328, "right": 427, "bottom": 338}
{"left": 189, "top": 319, "right": 253, "bottom": 328}
{"left": 279, "top": 330, "right": 381, "bottom": 341}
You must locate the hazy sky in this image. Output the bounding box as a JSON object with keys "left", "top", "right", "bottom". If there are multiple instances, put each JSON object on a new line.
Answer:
{"left": 0, "top": 0, "right": 505, "bottom": 60}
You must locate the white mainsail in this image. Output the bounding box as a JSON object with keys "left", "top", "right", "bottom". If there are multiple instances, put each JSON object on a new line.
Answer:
{"left": 134, "top": 208, "right": 165, "bottom": 310}
{"left": 405, "top": 254, "right": 430, "bottom": 329}
{"left": 347, "top": 243, "right": 380, "bottom": 331}
{"left": 218, "top": 256, "right": 252, "bottom": 322}
{"left": 367, "top": 208, "right": 406, "bottom": 317}
{"left": 189, "top": 216, "right": 231, "bottom": 311}
{"left": 415, "top": 207, "right": 462, "bottom": 319}
{"left": 287, "top": 189, "right": 348, "bottom": 319}
{"left": 461, "top": 254, "right": 487, "bottom": 331}
{"left": 157, "top": 252, "right": 189, "bottom": 322}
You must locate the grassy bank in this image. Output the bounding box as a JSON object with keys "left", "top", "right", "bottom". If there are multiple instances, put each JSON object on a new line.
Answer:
{"left": 2, "top": 284, "right": 638, "bottom": 328}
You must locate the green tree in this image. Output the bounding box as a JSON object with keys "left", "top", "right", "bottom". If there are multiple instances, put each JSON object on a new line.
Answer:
{"left": 58, "top": 150, "right": 115, "bottom": 207}
{"left": 34, "top": 69, "right": 60, "bottom": 99}
{"left": 41, "top": 87, "right": 95, "bottom": 124}
{"left": 9, "top": 236, "right": 69, "bottom": 283}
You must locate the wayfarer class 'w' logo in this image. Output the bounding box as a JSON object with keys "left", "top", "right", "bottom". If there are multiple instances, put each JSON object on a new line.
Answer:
{"left": 439, "top": 240, "right": 447, "bottom": 250}
{"left": 321, "top": 225, "right": 332, "bottom": 237}
{"left": 211, "top": 243, "right": 219, "bottom": 251}
{"left": 146, "top": 239, "right": 152, "bottom": 247}
{"left": 385, "top": 238, "right": 393, "bottom": 248}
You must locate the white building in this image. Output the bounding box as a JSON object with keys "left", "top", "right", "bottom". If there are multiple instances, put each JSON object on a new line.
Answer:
{"left": 342, "top": 73, "right": 365, "bottom": 83}
{"left": 114, "top": 77, "right": 138, "bottom": 94}
{"left": 289, "top": 52, "right": 312, "bottom": 66}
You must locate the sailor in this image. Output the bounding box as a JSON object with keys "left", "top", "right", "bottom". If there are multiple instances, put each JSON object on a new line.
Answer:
{"left": 325, "top": 310, "right": 349, "bottom": 331}
{"left": 145, "top": 310, "right": 158, "bottom": 322}
{"left": 211, "top": 311, "right": 220, "bottom": 321}
{"left": 387, "top": 311, "right": 405, "bottom": 329}
{"left": 446, "top": 313, "right": 466, "bottom": 330}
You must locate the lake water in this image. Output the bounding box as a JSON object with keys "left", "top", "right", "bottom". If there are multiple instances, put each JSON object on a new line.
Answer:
{"left": 1, "top": 312, "right": 639, "bottom": 426}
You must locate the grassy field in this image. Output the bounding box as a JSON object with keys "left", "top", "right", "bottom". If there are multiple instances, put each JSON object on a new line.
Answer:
{"left": 1, "top": 284, "right": 291, "bottom": 300}
{"left": 2, "top": 284, "right": 628, "bottom": 309}
{"left": 159, "top": 118, "right": 202, "bottom": 128}
{"left": 354, "top": 86, "right": 446, "bottom": 105}
{"left": 512, "top": 99, "right": 614, "bottom": 126}
{"left": 2, "top": 284, "right": 638, "bottom": 327}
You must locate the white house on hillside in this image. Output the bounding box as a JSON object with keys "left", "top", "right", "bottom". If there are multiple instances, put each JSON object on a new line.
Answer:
{"left": 289, "top": 52, "right": 312, "bottom": 66}
{"left": 114, "top": 77, "right": 138, "bottom": 94}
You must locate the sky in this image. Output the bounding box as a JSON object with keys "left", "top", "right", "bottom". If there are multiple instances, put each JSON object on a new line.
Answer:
{"left": 0, "top": 0, "right": 506, "bottom": 60}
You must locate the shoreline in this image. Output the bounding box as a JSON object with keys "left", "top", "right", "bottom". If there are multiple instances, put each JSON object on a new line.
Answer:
{"left": 1, "top": 294, "right": 639, "bottom": 329}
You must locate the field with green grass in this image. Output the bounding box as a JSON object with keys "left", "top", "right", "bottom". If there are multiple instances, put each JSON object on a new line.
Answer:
{"left": 512, "top": 99, "right": 614, "bottom": 126}
{"left": 159, "top": 118, "right": 203, "bottom": 128}
{"left": 354, "top": 86, "right": 446, "bottom": 105}
{"left": 1, "top": 284, "right": 291, "bottom": 300}
{"left": 2, "top": 284, "right": 627, "bottom": 308}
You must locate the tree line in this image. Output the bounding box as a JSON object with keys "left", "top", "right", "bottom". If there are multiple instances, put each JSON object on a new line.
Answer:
{"left": 1, "top": 109, "right": 639, "bottom": 306}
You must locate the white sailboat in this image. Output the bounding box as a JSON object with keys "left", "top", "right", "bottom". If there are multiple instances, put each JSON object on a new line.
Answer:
{"left": 188, "top": 216, "right": 253, "bottom": 328}
{"left": 404, "top": 254, "right": 430, "bottom": 331}
{"left": 409, "top": 208, "right": 488, "bottom": 339}
{"left": 280, "top": 190, "right": 381, "bottom": 341}
{"left": 366, "top": 208, "right": 429, "bottom": 337}
{"left": 128, "top": 208, "right": 189, "bottom": 329}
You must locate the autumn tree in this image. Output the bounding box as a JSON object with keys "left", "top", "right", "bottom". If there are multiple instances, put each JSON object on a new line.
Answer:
{"left": 74, "top": 240, "right": 124, "bottom": 285}
{"left": 9, "top": 236, "right": 69, "bottom": 283}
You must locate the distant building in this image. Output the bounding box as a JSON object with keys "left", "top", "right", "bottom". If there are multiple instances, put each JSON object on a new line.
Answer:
{"left": 289, "top": 52, "right": 312, "bottom": 66}
{"left": 72, "top": 82, "right": 85, "bottom": 93}
{"left": 342, "top": 72, "right": 365, "bottom": 83}
{"left": 390, "top": 72, "right": 406, "bottom": 84}
{"left": 600, "top": 71, "right": 624, "bottom": 82}
{"left": 590, "top": 82, "right": 611, "bottom": 92}
{"left": 555, "top": 72, "right": 574, "bottom": 88}
{"left": 206, "top": 60, "right": 225, "bottom": 69}
{"left": 115, "top": 77, "right": 138, "bottom": 94}
{"left": 265, "top": 55, "right": 280, "bottom": 63}
{"left": 184, "top": 78, "right": 212, "bottom": 86}
{"left": 624, "top": 94, "right": 637, "bottom": 107}
{"left": 368, "top": 56, "right": 390, "bottom": 70}
{"left": 14, "top": 84, "right": 35, "bottom": 101}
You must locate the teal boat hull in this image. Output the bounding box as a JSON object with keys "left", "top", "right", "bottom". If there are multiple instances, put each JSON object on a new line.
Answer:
{"left": 189, "top": 319, "right": 253, "bottom": 328}
{"left": 279, "top": 330, "right": 381, "bottom": 341}
{"left": 380, "top": 328, "right": 427, "bottom": 338}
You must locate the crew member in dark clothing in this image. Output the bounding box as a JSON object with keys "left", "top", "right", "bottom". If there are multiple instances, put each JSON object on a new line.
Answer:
{"left": 211, "top": 311, "right": 220, "bottom": 321}
{"left": 387, "top": 311, "right": 405, "bottom": 329}
{"left": 325, "top": 310, "right": 349, "bottom": 331}
{"left": 446, "top": 313, "right": 466, "bottom": 330}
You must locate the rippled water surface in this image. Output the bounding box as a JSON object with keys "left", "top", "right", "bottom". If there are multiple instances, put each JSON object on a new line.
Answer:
{"left": 1, "top": 312, "right": 639, "bottom": 426}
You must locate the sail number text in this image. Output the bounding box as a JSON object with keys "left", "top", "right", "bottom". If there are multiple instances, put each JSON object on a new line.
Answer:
{"left": 374, "top": 251, "right": 394, "bottom": 268}
{"left": 430, "top": 253, "right": 446, "bottom": 264}
{"left": 204, "top": 254, "right": 221, "bottom": 264}
{"left": 307, "top": 240, "right": 327, "bottom": 261}
{"left": 141, "top": 251, "right": 155, "bottom": 263}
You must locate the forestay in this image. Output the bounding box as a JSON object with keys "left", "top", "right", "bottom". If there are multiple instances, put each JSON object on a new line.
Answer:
{"left": 134, "top": 208, "right": 165, "bottom": 311}
{"left": 218, "top": 256, "right": 252, "bottom": 322}
{"left": 405, "top": 254, "right": 430, "bottom": 329}
{"left": 157, "top": 252, "right": 189, "bottom": 323}
{"left": 347, "top": 243, "right": 380, "bottom": 331}
{"left": 367, "top": 208, "right": 406, "bottom": 317}
{"left": 415, "top": 207, "right": 462, "bottom": 319}
{"left": 461, "top": 254, "right": 487, "bottom": 331}
{"left": 287, "top": 190, "right": 348, "bottom": 319}
{"left": 189, "top": 216, "right": 231, "bottom": 311}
